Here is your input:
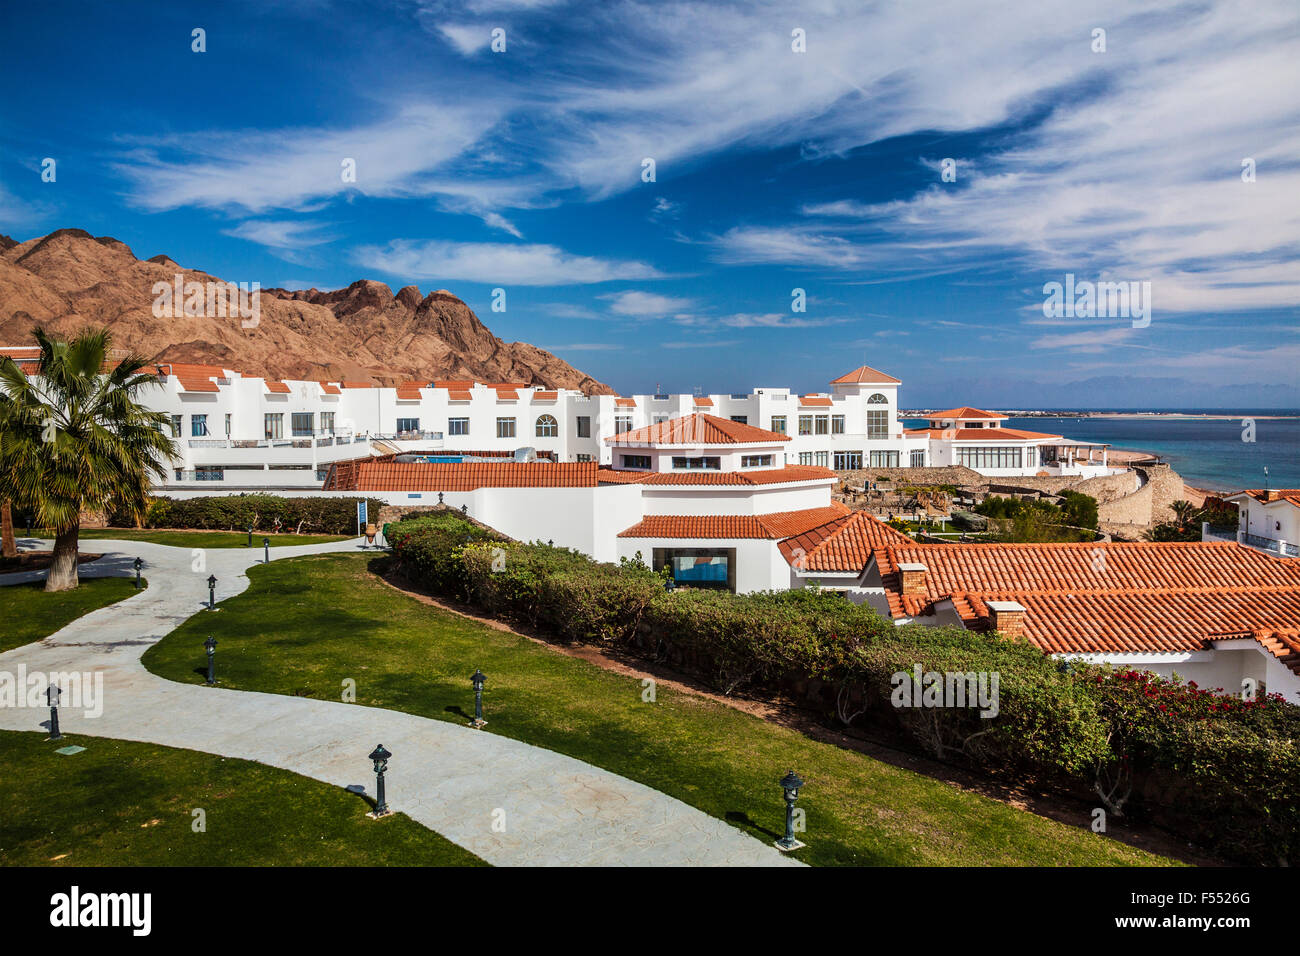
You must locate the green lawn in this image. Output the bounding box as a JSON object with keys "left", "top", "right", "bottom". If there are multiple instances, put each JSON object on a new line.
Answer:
{"left": 47, "top": 529, "right": 353, "bottom": 548}
{"left": 1, "top": 577, "right": 145, "bottom": 653}
{"left": 0, "top": 731, "right": 486, "bottom": 866}
{"left": 143, "top": 554, "right": 1178, "bottom": 867}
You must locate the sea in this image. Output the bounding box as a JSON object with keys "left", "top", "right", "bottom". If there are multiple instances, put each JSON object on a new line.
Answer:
{"left": 902, "top": 411, "right": 1300, "bottom": 493}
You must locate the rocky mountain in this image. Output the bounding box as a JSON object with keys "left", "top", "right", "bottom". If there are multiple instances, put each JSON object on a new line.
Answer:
{"left": 0, "top": 228, "right": 614, "bottom": 393}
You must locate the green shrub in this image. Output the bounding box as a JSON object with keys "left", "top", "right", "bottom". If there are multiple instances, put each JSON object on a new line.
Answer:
{"left": 111, "top": 494, "right": 385, "bottom": 535}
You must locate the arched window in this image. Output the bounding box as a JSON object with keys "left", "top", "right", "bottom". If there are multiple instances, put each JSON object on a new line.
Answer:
{"left": 535, "top": 414, "right": 558, "bottom": 437}
{"left": 867, "top": 393, "right": 889, "bottom": 404}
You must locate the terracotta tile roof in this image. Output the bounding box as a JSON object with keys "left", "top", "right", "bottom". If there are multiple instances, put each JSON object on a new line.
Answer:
{"left": 597, "top": 465, "right": 835, "bottom": 486}
{"left": 908, "top": 427, "right": 1064, "bottom": 441}
{"left": 605, "top": 413, "right": 790, "bottom": 446}
{"left": 927, "top": 407, "right": 1002, "bottom": 419}
{"left": 0, "top": 347, "right": 40, "bottom": 373}
{"left": 532, "top": 390, "right": 558, "bottom": 401}
{"left": 693, "top": 396, "right": 714, "bottom": 407}
{"left": 265, "top": 380, "right": 291, "bottom": 394}
{"left": 495, "top": 388, "right": 520, "bottom": 401}
{"left": 830, "top": 364, "right": 901, "bottom": 385}
{"left": 396, "top": 383, "right": 423, "bottom": 400}
{"left": 614, "top": 397, "right": 636, "bottom": 407}
{"left": 872, "top": 540, "right": 1300, "bottom": 658}
{"left": 434, "top": 380, "right": 475, "bottom": 389}
{"left": 1232, "top": 489, "right": 1300, "bottom": 508}
{"left": 318, "top": 381, "right": 342, "bottom": 395}
{"left": 618, "top": 504, "right": 851, "bottom": 540}
{"left": 799, "top": 395, "right": 833, "bottom": 407}
{"left": 156, "top": 362, "right": 229, "bottom": 379}
{"left": 779, "top": 512, "right": 914, "bottom": 573}
{"left": 341, "top": 381, "right": 373, "bottom": 388}
{"left": 1247, "top": 629, "right": 1300, "bottom": 676}
{"left": 448, "top": 389, "right": 472, "bottom": 401}
{"left": 324, "top": 460, "right": 598, "bottom": 492}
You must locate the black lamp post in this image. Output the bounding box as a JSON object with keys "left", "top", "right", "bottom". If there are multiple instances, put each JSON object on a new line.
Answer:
{"left": 133, "top": 556, "right": 143, "bottom": 589}
{"left": 437, "top": 492, "right": 444, "bottom": 504}
{"left": 247, "top": 523, "right": 254, "bottom": 547}
{"left": 368, "top": 744, "right": 392, "bottom": 817}
{"left": 776, "top": 769, "right": 806, "bottom": 851}
{"left": 263, "top": 536, "right": 270, "bottom": 563}
{"left": 207, "top": 574, "right": 217, "bottom": 610}
{"left": 204, "top": 635, "right": 217, "bottom": 685}
{"left": 470, "top": 669, "right": 487, "bottom": 728}
{"left": 461, "top": 503, "right": 468, "bottom": 515}
{"left": 46, "top": 684, "right": 62, "bottom": 741}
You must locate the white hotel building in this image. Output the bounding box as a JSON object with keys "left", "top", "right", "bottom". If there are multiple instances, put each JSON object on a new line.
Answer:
{"left": 98, "top": 360, "right": 1115, "bottom": 491}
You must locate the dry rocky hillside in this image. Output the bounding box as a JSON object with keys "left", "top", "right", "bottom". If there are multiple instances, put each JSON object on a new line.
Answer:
{"left": 0, "top": 228, "right": 613, "bottom": 393}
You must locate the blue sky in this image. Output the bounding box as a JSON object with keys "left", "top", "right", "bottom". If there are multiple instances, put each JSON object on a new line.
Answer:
{"left": 1, "top": 0, "right": 1297, "bottom": 407}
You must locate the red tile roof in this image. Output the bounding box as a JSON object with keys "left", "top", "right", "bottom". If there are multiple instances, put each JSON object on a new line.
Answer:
{"left": 324, "top": 460, "right": 598, "bottom": 492}
{"left": 318, "top": 381, "right": 342, "bottom": 395}
{"left": 341, "top": 381, "right": 373, "bottom": 389}
{"left": 495, "top": 388, "right": 520, "bottom": 401}
{"left": 597, "top": 465, "right": 834, "bottom": 486}
{"left": 265, "top": 380, "right": 291, "bottom": 394}
{"left": 1248, "top": 629, "right": 1300, "bottom": 677}
{"left": 799, "top": 395, "right": 833, "bottom": 407}
{"left": 927, "top": 407, "right": 1002, "bottom": 419}
{"left": 619, "top": 504, "right": 850, "bottom": 540}
{"left": 779, "top": 512, "right": 914, "bottom": 573}
{"left": 448, "top": 389, "right": 472, "bottom": 402}
{"left": 396, "top": 383, "right": 423, "bottom": 400}
{"left": 830, "top": 365, "right": 901, "bottom": 385}
{"left": 693, "top": 396, "right": 714, "bottom": 407}
{"left": 871, "top": 540, "right": 1300, "bottom": 657}
{"left": 532, "top": 390, "right": 558, "bottom": 401}
{"left": 605, "top": 413, "right": 790, "bottom": 446}
{"left": 1232, "top": 489, "right": 1300, "bottom": 509}
{"left": 905, "top": 427, "right": 1064, "bottom": 441}
{"left": 614, "top": 397, "right": 636, "bottom": 407}
{"left": 434, "top": 380, "right": 475, "bottom": 389}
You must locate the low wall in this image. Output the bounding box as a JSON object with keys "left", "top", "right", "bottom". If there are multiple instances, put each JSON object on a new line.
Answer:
{"left": 837, "top": 466, "right": 985, "bottom": 487}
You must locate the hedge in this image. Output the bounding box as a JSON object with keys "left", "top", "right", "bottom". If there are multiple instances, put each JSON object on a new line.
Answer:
{"left": 388, "top": 511, "right": 1300, "bottom": 864}
{"left": 108, "top": 494, "right": 385, "bottom": 535}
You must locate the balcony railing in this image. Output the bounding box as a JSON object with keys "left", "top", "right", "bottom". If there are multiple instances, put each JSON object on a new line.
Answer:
{"left": 1243, "top": 532, "right": 1299, "bottom": 558}
{"left": 188, "top": 433, "right": 361, "bottom": 449}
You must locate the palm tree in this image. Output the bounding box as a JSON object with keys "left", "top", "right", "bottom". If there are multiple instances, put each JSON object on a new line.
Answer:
{"left": 0, "top": 327, "right": 178, "bottom": 591}
{"left": 1169, "top": 499, "right": 1201, "bottom": 531}
{"left": 1, "top": 501, "right": 14, "bottom": 558}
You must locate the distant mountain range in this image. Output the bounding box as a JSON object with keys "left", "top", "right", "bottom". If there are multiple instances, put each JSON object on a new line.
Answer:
{"left": 0, "top": 228, "right": 613, "bottom": 393}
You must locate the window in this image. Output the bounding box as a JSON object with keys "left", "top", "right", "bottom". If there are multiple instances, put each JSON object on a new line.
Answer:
{"left": 316, "top": 467, "right": 330, "bottom": 482}
{"left": 956, "top": 446, "right": 1023, "bottom": 469}
{"left": 654, "top": 547, "right": 735, "bottom": 592}
{"left": 910, "top": 449, "right": 926, "bottom": 468}
{"left": 798, "top": 452, "right": 813, "bottom": 466}
{"left": 191, "top": 414, "right": 209, "bottom": 437}
{"left": 496, "top": 417, "right": 517, "bottom": 439}
{"left": 224, "top": 413, "right": 232, "bottom": 437}
{"left": 770, "top": 416, "right": 787, "bottom": 435}
{"left": 870, "top": 450, "right": 900, "bottom": 467}
{"left": 576, "top": 416, "right": 591, "bottom": 438}
{"left": 535, "top": 414, "right": 558, "bottom": 437}
{"left": 396, "top": 417, "right": 420, "bottom": 434}
{"left": 621, "top": 454, "right": 652, "bottom": 469}
{"left": 448, "top": 417, "right": 469, "bottom": 436}
{"left": 195, "top": 466, "right": 223, "bottom": 481}
{"left": 576, "top": 453, "right": 592, "bottom": 463}
{"left": 866, "top": 410, "right": 889, "bottom": 440}
{"left": 798, "top": 415, "right": 813, "bottom": 436}
{"left": 814, "top": 415, "right": 829, "bottom": 435}
{"left": 833, "top": 451, "right": 863, "bottom": 470}
{"left": 614, "top": 415, "right": 633, "bottom": 434}
{"left": 966, "top": 421, "right": 983, "bottom": 428}
{"left": 292, "top": 412, "right": 315, "bottom": 437}
{"left": 730, "top": 415, "right": 748, "bottom": 425}
{"left": 867, "top": 392, "right": 889, "bottom": 405}
{"left": 741, "top": 454, "right": 774, "bottom": 468}
{"left": 170, "top": 414, "right": 182, "bottom": 438}
{"left": 815, "top": 451, "right": 829, "bottom": 467}
{"left": 831, "top": 415, "right": 845, "bottom": 434}
{"left": 671, "top": 456, "right": 721, "bottom": 470}
{"left": 321, "top": 412, "right": 335, "bottom": 434}
{"left": 264, "top": 413, "right": 283, "bottom": 440}
{"left": 652, "top": 413, "right": 670, "bottom": 424}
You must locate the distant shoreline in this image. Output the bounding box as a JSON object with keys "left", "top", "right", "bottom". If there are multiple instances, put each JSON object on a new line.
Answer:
{"left": 903, "top": 411, "right": 1299, "bottom": 420}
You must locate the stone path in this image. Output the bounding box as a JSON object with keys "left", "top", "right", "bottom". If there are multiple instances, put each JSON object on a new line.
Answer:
{"left": 0, "top": 536, "right": 799, "bottom": 867}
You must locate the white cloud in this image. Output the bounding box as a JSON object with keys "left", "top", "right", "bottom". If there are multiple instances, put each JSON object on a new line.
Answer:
{"left": 438, "top": 23, "right": 492, "bottom": 55}
{"left": 354, "top": 239, "right": 665, "bottom": 285}
{"left": 601, "top": 290, "right": 695, "bottom": 316}
{"left": 224, "top": 220, "right": 333, "bottom": 250}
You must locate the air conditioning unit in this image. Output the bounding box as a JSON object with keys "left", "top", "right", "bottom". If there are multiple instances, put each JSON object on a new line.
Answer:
{"left": 513, "top": 446, "right": 537, "bottom": 462}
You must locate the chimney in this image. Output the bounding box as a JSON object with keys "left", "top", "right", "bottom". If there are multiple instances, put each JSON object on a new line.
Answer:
{"left": 1263, "top": 490, "right": 1281, "bottom": 502}
{"left": 987, "top": 601, "right": 1026, "bottom": 639}
{"left": 898, "top": 562, "right": 928, "bottom": 596}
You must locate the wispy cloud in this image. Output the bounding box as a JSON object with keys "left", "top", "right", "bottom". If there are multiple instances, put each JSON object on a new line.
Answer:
{"left": 354, "top": 239, "right": 665, "bottom": 285}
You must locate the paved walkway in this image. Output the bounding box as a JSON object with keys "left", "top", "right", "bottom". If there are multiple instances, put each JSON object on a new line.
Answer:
{"left": 0, "top": 536, "right": 798, "bottom": 866}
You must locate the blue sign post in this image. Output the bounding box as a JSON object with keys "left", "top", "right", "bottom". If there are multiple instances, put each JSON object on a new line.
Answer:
{"left": 357, "top": 499, "right": 368, "bottom": 536}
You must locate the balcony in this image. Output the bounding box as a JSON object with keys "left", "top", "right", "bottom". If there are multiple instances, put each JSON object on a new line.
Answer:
{"left": 1242, "top": 532, "right": 1299, "bottom": 558}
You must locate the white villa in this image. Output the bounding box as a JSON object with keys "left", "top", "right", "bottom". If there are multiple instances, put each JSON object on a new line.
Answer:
{"left": 3, "top": 357, "right": 1120, "bottom": 491}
